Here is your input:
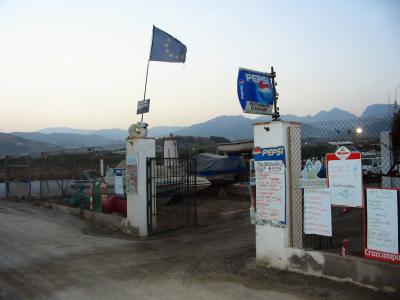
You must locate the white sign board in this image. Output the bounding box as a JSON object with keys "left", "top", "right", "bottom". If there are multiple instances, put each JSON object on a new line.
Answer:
{"left": 255, "top": 160, "right": 286, "bottom": 223}
{"left": 328, "top": 157, "right": 363, "bottom": 207}
{"left": 304, "top": 188, "right": 332, "bottom": 236}
{"left": 367, "top": 188, "right": 399, "bottom": 254}
{"left": 114, "top": 168, "right": 124, "bottom": 195}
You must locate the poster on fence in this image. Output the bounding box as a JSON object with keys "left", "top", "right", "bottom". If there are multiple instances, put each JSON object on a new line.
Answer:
{"left": 304, "top": 188, "right": 332, "bottom": 236}
{"left": 126, "top": 154, "right": 138, "bottom": 194}
{"left": 254, "top": 146, "right": 286, "bottom": 223}
{"left": 327, "top": 146, "right": 363, "bottom": 207}
{"left": 114, "top": 168, "right": 124, "bottom": 195}
{"left": 365, "top": 188, "right": 400, "bottom": 264}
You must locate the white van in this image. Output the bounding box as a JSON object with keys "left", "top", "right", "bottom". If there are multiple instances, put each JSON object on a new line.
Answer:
{"left": 361, "top": 156, "right": 381, "bottom": 176}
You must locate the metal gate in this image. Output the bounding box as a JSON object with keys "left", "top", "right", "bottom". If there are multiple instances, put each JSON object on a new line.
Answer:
{"left": 146, "top": 157, "right": 197, "bottom": 234}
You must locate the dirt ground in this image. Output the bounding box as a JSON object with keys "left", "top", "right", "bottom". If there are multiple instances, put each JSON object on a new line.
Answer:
{"left": 0, "top": 195, "right": 396, "bottom": 300}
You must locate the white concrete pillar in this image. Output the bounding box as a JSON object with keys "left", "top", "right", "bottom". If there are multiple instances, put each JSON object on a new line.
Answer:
{"left": 164, "top": 137, "right": 178, "bottom": 159}
{"left": 126, "top": 137, "right": 155, "bottom": 237}
{"left": 253, "top": 121, "right": 301, "bottom": 268}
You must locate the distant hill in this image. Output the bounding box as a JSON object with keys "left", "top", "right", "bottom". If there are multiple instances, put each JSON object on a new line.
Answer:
{"left": 38, "top": 127, "right": 92, "bottom": 135}
{"left": 0, "top": 104, "right": 394, "bottom": 156}
{"left": 0, "top": 132, "right": 62, "bottom": 157}
{"left": 11, "top": 132, "right": 123, "bottom": 149}
{"left": 148, "top": 126, "right": 186, "bottom": 138}
{"left": 171, "top": 106, "right": 377, "bottom": 140}
{"left": 279, "top": 108, "right": 358, "bottom": 123}
{"left": 174, "top": 115, "right": 253, "bottom": 140}
{"left": 38, "top": 127, "right": 127, "bottom": 141}
{"left": 361, "top": 103, "right": 395, "bottom": 119}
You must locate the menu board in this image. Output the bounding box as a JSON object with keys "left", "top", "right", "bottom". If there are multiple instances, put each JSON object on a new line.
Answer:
{"left": 304, "top": 188, "right": 332, "bottom": 236}
{"left": 366, "top": 188, "right": 399, "bottom": 254}
{"left": 255, "top": 160, "right": 286, "bottom": 223}
{"left": 327, "top": 156, "right": 362, "bottom": 207}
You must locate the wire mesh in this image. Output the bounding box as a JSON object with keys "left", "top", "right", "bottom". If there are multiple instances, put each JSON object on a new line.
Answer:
{"left": 0, "top": 147, "right": 124, "bottom": 200}
{"left": 297, "top": 117, "right": 393, "bottom": 256}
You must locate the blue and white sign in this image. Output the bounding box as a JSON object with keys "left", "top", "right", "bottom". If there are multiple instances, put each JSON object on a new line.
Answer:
{"left": 237, "top": 68, "right": 275, "bottom": 115}
{"left": 114, "top": 168, "right": 124, "bottom": 195}
{"left": 253, "top": 146, "right": 287, "bottom": 224}
{"left": 253, "top": 146, "right": 285, "bottom": 163}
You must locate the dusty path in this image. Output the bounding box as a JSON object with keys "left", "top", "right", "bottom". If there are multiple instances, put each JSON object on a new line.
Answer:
{"left": 0, "top": 197, "right": 395, "bottom": 300}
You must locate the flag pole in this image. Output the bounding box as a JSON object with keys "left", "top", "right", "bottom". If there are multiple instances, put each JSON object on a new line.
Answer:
{"left": 141, "top": 26, "right": 154, "bottom": 123}
{"left": 141, "top": 60, "right": 150, "bottom": 122}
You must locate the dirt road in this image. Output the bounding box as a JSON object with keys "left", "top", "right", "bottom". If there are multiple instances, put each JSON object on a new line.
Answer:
{"left": 0, "top": 197, "right": 395, "bottom": 300}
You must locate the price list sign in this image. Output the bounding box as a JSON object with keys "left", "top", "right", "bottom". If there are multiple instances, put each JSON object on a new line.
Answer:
{"left": 304, "top": 188, "right": 332, "bottom": 236}
{"left": 327, "top": 147, "right": 363, "bottom": 207}
{"left": 254, "top": 146, "right": 286, "bottom": 223}
{"left": 365, "top": 188, "right": 399, "bottom": 264}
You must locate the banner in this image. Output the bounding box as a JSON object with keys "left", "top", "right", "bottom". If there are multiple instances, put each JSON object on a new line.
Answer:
{"left": 237, "top": 68, "right": 275, "bottom": 115}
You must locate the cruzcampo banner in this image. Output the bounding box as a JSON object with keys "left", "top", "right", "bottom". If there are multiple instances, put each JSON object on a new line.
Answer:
{"left": 237, "top": 68, "right": 275, "bottom": 115}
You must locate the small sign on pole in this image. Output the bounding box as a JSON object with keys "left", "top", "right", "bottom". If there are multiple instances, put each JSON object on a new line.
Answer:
{"left": 137, "top": 99, "right": 150, "bottom": 115}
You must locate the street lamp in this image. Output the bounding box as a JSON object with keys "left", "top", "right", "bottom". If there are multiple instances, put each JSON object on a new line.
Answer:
{"left": 348, "top": 127, "right": 363, "bottom": 135}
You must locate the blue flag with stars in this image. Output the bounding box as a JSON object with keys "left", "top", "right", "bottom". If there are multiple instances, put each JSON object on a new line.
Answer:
{"left": 149, "top": 26, "right": 187, "bottom": 63}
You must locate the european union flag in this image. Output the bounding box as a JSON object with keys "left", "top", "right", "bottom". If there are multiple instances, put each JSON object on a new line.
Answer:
{"left": 149, "top": 26, "right": 187, "bottom": 63}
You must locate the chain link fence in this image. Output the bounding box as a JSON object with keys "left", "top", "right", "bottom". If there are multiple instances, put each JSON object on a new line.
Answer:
{"left": 298, "top": 117, "right": 393, "bottom": 256}
{"left": 0, "top": 147, "right": 124, "bottom": 200}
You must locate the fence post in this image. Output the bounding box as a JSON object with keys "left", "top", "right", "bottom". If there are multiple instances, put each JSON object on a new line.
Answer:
{"left": 4, "top": 156, "right": 9, "bottom": 200}
{"left": 27, "top": 155, "right": 32, "bottom": 201}
{"left": 288, "top": 125, "right": 303, "bottom": 248}
{"left": 381, "top": 131, "right": 394, "bottom": 188}
{"left": 40, "top": 152, "right": 43, "bottom": 200}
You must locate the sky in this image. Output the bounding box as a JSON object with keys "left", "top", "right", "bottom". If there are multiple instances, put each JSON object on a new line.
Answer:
{"left": 0, "top": 0, "right": 399, "bottom": 132}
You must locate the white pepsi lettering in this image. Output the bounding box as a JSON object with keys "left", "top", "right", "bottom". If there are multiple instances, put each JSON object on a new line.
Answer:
{"left": 240, "top": 85, "right": 244, "bottom": 99}
{"left": 245, "top": 73, "right": 268, "bottom": 84}
{"left": 261, "top": 147, "right": 284, "bottom": 156}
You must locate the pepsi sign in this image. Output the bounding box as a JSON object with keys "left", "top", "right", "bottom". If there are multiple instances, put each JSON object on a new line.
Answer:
{"left": 237, "top": 68, "right": 275, "bottom": 115}
{"left": 253, "top": 146, "right": 286, "bottom": 163}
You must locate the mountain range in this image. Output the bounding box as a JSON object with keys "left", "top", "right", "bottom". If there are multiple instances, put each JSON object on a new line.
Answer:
{"left": 1, "top": 103, "right": 396, "bottom": 156}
